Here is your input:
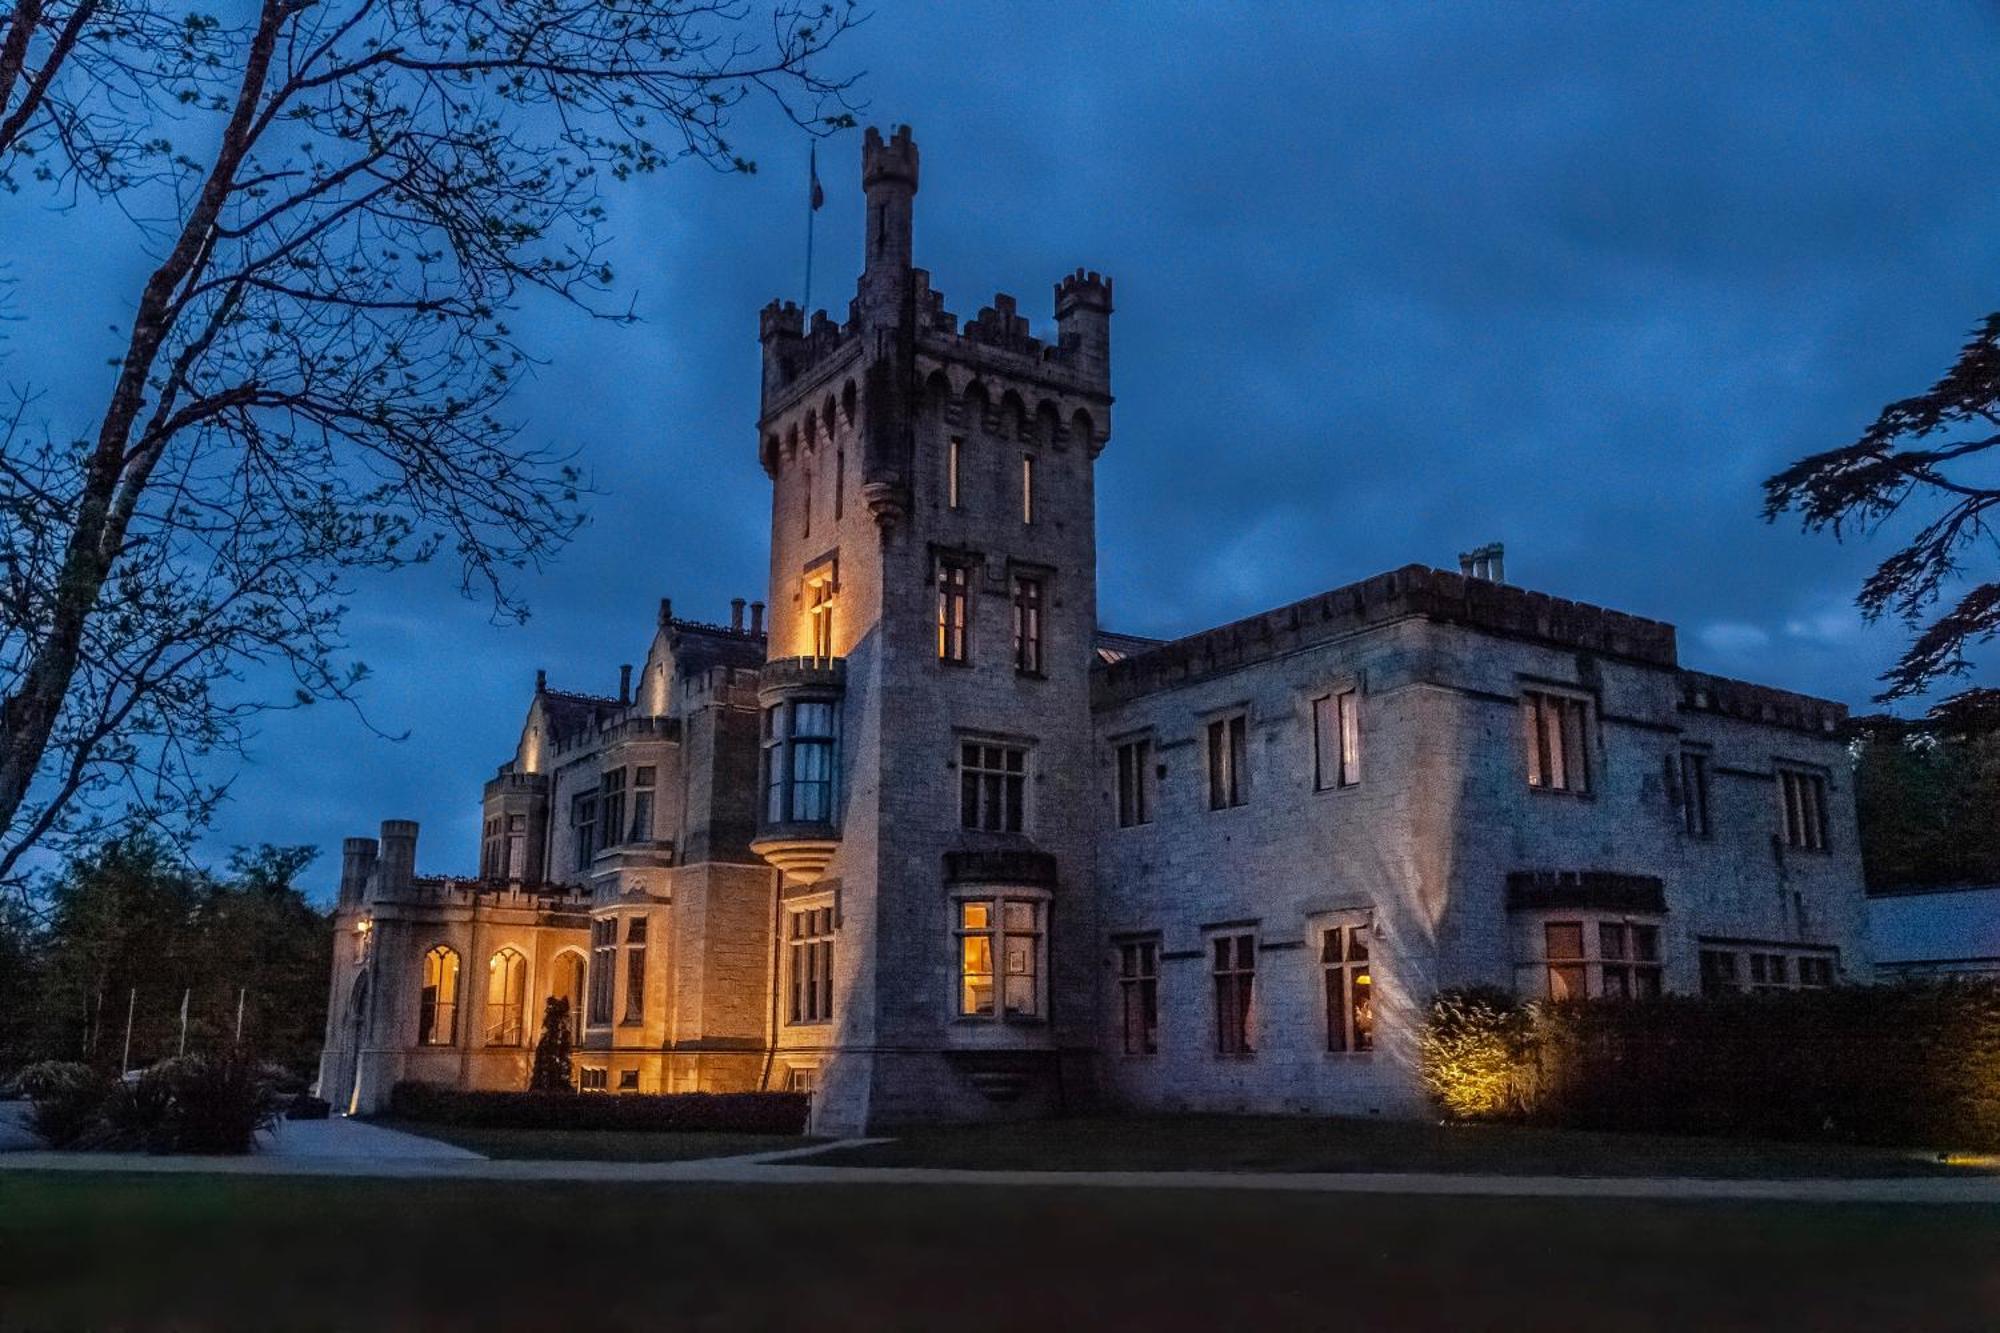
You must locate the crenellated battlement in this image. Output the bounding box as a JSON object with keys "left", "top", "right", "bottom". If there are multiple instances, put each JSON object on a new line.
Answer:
{"left": 861, "top": 123, "right": 919, "bottom": 189}
{"left": 1054, "top": 268, "right": 1114, "bottom": 315}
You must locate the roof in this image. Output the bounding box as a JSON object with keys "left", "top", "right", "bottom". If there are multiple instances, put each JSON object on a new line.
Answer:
{"left": 1093, "top": 629, "right": 1166, "bottom": 666}
{"left": 1866, "top": 885, "right": 2000, "bottom": 968}
{"left": 539, "top": 688, "right": 620, "bottom": 744}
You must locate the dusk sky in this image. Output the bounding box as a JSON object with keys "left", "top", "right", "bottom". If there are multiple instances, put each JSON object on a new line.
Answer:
{"left": 10, "top": 3, "right": 2000, "bottom": 901}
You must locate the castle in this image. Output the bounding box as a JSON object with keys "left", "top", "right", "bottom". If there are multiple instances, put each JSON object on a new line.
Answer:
{"left": 316, "top": 127, "right": 1869, "bottom": 1134}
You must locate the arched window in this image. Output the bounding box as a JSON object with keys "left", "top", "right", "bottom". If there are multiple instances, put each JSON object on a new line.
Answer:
{"left": 485, "top": 947, "right": 528, "bottom": 1046}
{"left": 418, "top": 946, "right": 460, "bottom": 1046}
{"left": 551, "top": 951, "right": 587, "bottom": 1043}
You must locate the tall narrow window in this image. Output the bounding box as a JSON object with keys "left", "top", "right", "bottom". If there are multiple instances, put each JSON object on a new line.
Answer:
{"left": 587, "top": 919, "right": 616, "bottom": 1024}
{"left": 788, "top": 906, "right": 835, "bottom": 1024}
{"left": 1212, "top": 933, "right": 1256, "bottom": 1054}
{"left": 1313, "top": 690, "right": 1361, "bottom": 789}
{"left": 1012, "top": 574, "right": 1043, "bottom": 675}
{"left": 762, "top": 700, "right": 840, "bottom": 826}
{"left": 485, "top": 948, "right": 527, "bottom": 1045}
{"left": 504, "top": 814, "right": 526, "bottom": 879}
{"left": 960, "top": 742, "right": 1026, "bottom": 832}
{"left": 629, "top": 766, "right": 655, "bottom": 844}
{"left": 599, "top": 768, "right": 626, "bottom": 850}
{"left": 936, "top": 560, "right": 970, "bottom": 664}
{"left": 1021, "top": 453, "right": 1035, "bottom": 524}
{"left": 1679, "top": 750, "right": 1712, "bottom": 836}
{"left": 1119, "top": 940, "right": 1159, "bottom": 1055}
{"left": 947, "top": 437, "right": 962, "bottom": 510}
{"left": 481, "top": 817, "right": 502, "bottom": 878}
{"left": 1115, "top": 737, "right": 1152, "bottom": 828}
{"left": 1778, "top": 768, "right": 1830, "bottom": 851}
{"left": 624, "top": 916, "right": 647, "bottom": 1023}
{"left": 1523, "top": 691, "right": 1592, "bottom": 794}
{"left": 834, "top": 448, "right": 845, "bottom": 520}
{"left": 571, "top": 791, "right": 597, "bottom": 871}
{"left": 418, "top": 945, "right": 460, "bottom": 1046}
{"left": 1544, "top": 922, "right": 1586, "bottom": 1000}
{"left": 808, "top": 578, "right": 835, "bottom": 659}
{"left": 552, "top": 952, "right": 587, "bottom": 1042}
{"left": 1206, "top": 713, "right": 1248, "bottom": 810}
{"left": 956, "top": 898, "right": 1043, "bottom": 1019}
{"left": 802, "top": 467, "right": 812, "bottom": 538}
{"left": 1323, "top": 924, "right": 1373, "bottom": 1052}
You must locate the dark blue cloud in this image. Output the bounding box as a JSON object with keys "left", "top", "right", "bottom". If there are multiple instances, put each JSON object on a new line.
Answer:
{"left": 8, "top": 2, "right": 1998, "bottom": 898}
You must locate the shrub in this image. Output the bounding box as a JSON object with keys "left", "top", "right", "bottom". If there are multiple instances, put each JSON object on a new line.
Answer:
{"left": 1418, "top": 978, "right": 2000, "bottom": 1151}
{"left": 20, "top": 1061, "right": 111, "bottom": 1148}
{"left": 88, "top": 1064, "right": 181, "bottom": 1152}
{"left": 388, "top": 1082, "right": 810, "bottom": 1135}
{"left": 1417, "top": 988, "right": 1536, "bottom": 1120}
{"left": 529, "top": 997, "right": 573, "bottom": 1092}
{"left": 163, "top": 1051, "right": 283, "bottom": 1154}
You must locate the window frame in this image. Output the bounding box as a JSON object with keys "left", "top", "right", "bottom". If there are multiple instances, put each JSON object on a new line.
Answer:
{"left": 1320, "top": 921, "right": 1375, "bottom": 1054}
{"left": 762, "top": 697, "right": 841, "bottom": 827}
{"left": 417, "top": 944, "right": 461, "bottom": 1047}
{"left": 1537, "top": 916, "right": 1664, "bottom": 1001}
{"left": 570, "top": 790, "right": 598, "bottom": 872}
{"left": 787, "top": 902, "right": 836, "bottom": 1026}
{"left": 1677, "top": 747, "right": 1712, "bottom": 837}
{"left": 936, "top": 557, "right": 972, "bottom": 665}
{"left": 1210, "top": 930, "right": 1257, "bottom": 1056}
{"left": 1114, "top": 735, "right": 1153, "bottom": 828}
{"left": 1205, "top": 711, "right": 1250, "bottom": 811}
{"left": 484, "top": 946, "right": 528, "bottom": 1046}
{"left": 1116, "top": 937, "right": 1160, "bottom": 1055}
{"left": 1312, "top": 688, "right": 1361, "bottom": 791}
{"left": 1011, "top": 572, "right": 1044, "bottom": 677}
{"left": 1777, "top": 765, "right": 1831, "bottom": 852}
{"left": 622, "top": 915, "right": 648, "bottom": 1024}
{"left": 1522, "top": 689, "right": 1595, "bottom": 796}
{"left": 959, "top": 739, "right": 1028, "bottom": 834}
{"left": 587, "top": 918, "right": 616, "bottom": 1026}
{"left": 954, "top": 893, "right": 1048, "bottom": 1022}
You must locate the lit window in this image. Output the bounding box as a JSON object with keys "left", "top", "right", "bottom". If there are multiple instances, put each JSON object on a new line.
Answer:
{"left": 1212, "top": 933, "right": 1256, "bottom": 1055}
{"left": 1523, "top": 691, "right": 1593, "bottom": 794}
{"left": 1012, "top": 574, "right": 1044, "bottom": 675}
{"left": 552, "top": 952, "right": 587, "bottom": 1042}
{"left": 1021, "top": 453, "right": 1035, "bottom": 524}
{"left": 418, "top": 945, "right": 460, "bottom": 1046}
{"left": 960, "top": 742, "right": 1026, "bottom": 832}
{"left": 762, "top": 700, "right": 839, "bottom": 826}
{"left": 789, "top": 906, "right": 835, "bottom": 1025}
{"left": 579, "top": 1067, "right": 609, "bottom": 1091}
{"left": 1322, "top": 924, "right": 1373, "bottom": 1052}
{"left": 1115, "top": 737, "right": 1151, "bottom": 828}
{"left": 956, "top": 898, "right": 1043, "bottom": 1019}
{"left": 1678, "top": 749, "right": 1712, "bottom": 836}
{"left": 1118, "top": 940, "right": 1158, "bottom": 1055}
{"left": 808, "top": 577, "right": 836, "bottom": 659}
{"left": 1312, "top": 690, "right": 1360, "bottom": 790}
{"left": 624, "top": 916, "right": 648, "bottom": 1022}
{"left": 1778, "top": 768, "right": 1830, "bottom": 851}
{"left": 1206, "top": 713, "right": 1248, "bottom": 810}
{"left": 936, "top": 559, "right": 971, "bottom": 663}
{"left": 1544, "top": 922, "right": 1586, "bottom": 1000}
{"left": 485, "top": 948, "right": 528, "bottom": 1045}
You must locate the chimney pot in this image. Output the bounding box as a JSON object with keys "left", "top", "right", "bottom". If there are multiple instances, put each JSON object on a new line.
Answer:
{"left": 730, "top": 598, "right": 746, "bottom": 631}
{"left": 750, "top": 601, "right": 766, "bottom": 635}
{"left": 534, "top": 668, "right": 546, "bottom": 693}
{"left": 658, "top": 596, "right": 672, "bottom": 627}
{"left": 618, "top": 664, "right": 632, "bottom": 704}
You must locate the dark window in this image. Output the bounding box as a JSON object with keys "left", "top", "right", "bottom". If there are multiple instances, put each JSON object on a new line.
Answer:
{"left": 579, "top": 1067, "right": 608, "bottom": 1091}
{"left": 834, "top": 449, "right": 845, "bottom": 520}
{"left": 1679, "top": 750, "right": 1712, "bottom": 836}
{"left": 1212, "top": 933, "right": 1256, "bottom": 1055}
{"left": 936, "top": 560, "right": 971, "bottom": 664}
{"left": 1599, "top": 922, "right": 1663, "bottom": 999}
{"left": 618, "top": 1069, "right": 640, "bottom": 1090}
{"left": 571, "top": 791, "right": 597, "bottom": 871}
{"left": 480, "top": 816, "right": 502, "bottom": 878}
{"left": 762, "top": 701, "right": 839, "bottom": 825}
{"left": 1115, "top": 738, "right": 1151, "bottom": 828}
{"left": 1700, "top": 948, "right": 1739, "bottom": 997}
{"left": 600, "top": 768, "right": 626, "bottom": 851}
{"left": 1545, "top": 922, "right": 1586, "bottom": 1001}
{"left": 629, "top": 767, "right": 654, "bottom": 845}
{"left": 1206, "top": 713, "right": 1248, "bottom": 810}
{"left": 587, "top": 919, "right": 616, "bottom": 1025}
{"left": 1012, "top": 574, "right": 1044, "bottom": 675}
{"left": 1797, "top": 956, "right": 1836, "bottom": 988}
{"left": 1313, "top": 690, "right": 1361, "bottom": 790}
{"left": 1779, "top": 769, "right": 1830, "bottom": 851}
{"left": 1523, "top": 692, "right": 1592, "bottom": 794}
{"left": 789, "top": 906, "right": 835, "bottom": 1025}
{"left": 1323, "top": 925, "right": 1374, "bottom": 1052}
{"left": 960, "top": 742, "right": 1026, "bottom": 832}
{"left": 623, "top": 916, "right": 647, "bottom": 1022}
{"left": 1118, "top": 940, "right": 1159, "bottom": 1055}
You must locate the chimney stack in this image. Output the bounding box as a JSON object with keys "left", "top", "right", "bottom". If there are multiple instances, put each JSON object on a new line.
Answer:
{"left": 749, "top": 601, "right": 765, "bottom": 635}
{"left": 534, "top": 668, "right": 546, "bottom": 693}
{"left": 731, "top": 598, "right": 746, "bottom": 631}
{"left": 1458, "top": 542, "right": 1506, "bottom": 584}
{"left": 618, "top": 664, "right": 632, "bottom": 704}
{"left": 377, "top": 820, "right": 418, "bottom": 894}
{"left": 658, "top": 596, "right": 673, "bottom": 627}
{"left": 338, "top": 837, "right": 379, "bottom": 907}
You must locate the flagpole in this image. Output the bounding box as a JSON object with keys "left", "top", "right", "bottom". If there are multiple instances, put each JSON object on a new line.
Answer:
{"left": 803, "top": 141, "right": 818, "bottom": 313}
{"left": 235, "top": 986, "right": 246, "bottom": 1044}
{"left": 178, "top": 987, "right": 189, "bottom": 1057}
{"left": 120, "top": 987, "right": 135, "bottom": 1075}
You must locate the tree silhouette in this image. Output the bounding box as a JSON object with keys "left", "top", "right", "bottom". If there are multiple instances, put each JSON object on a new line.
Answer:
{"left": 529, "top": 995, "right": 572, "bottom": 1092}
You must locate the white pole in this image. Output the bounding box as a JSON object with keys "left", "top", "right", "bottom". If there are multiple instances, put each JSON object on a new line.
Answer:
{"left": 177, "top": 987, "right": 189, "bottom": 1057}
{"left": 120, "top": 987, "right": 136, "bottom": 1075}
{"left": 234, "top": 986, "right": 246, "bottom": 1044}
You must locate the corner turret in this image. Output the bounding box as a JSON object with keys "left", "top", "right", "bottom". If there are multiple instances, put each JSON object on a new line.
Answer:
{"left": 1055, "top": 269, "right": 1114, "bottom": 385}
{"left": 857, "top": 125, "right": 919, "bottom": 318}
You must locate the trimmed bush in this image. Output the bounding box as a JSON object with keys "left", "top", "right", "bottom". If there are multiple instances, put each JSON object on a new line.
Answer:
{"left": 388, "top": 1082, "right": 810, "bottom": 1135}
{"left": 1419, "top": 979, "right": 2000, "bottom": 1150}
{"left": 20, "top": 1061, "right": 113, "bottom": 1148}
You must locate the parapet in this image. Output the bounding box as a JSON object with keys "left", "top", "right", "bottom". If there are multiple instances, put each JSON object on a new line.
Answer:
{"left": 862, "top": 123, "right": 919, "bottom": 190}
{"left": 1055, "top": 268, "right": 1114, "bottom": 316}
{"left": 759, "top": 299, "right": 804, "bottom": 343}
{"left": 1678, "top": 670, "right": 1846, "bottom": 736}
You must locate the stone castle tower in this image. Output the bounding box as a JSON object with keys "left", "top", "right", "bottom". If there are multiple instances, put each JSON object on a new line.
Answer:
{"left": 751, "top": 125, "right": 1114, "bottom": 1128}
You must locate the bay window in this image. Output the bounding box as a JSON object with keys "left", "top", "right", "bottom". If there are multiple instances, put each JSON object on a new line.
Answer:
{"left": 956, "top": 897, "right": 1043, "bottom": 1020}
{"left": 762, "top": 699, "right": 840, "bottom": 826}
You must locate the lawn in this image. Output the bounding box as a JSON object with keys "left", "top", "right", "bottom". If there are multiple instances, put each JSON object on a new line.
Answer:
{"left": 816, "top": 1113, "right": 1994, "bottom": 1178}
{"left": 3, "top": 1171, "right": 1998, "bottom": 1330}
{"left": 370, "top": 1118, "right": 817, "bottom": 1162}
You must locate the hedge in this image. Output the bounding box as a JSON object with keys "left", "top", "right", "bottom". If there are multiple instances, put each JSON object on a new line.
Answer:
{"left": 1418, "top": 979, "right": 2000, "bottom": 1151}
{"left": 387, "top": 1082, "right": 810, "bottom": 1135}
